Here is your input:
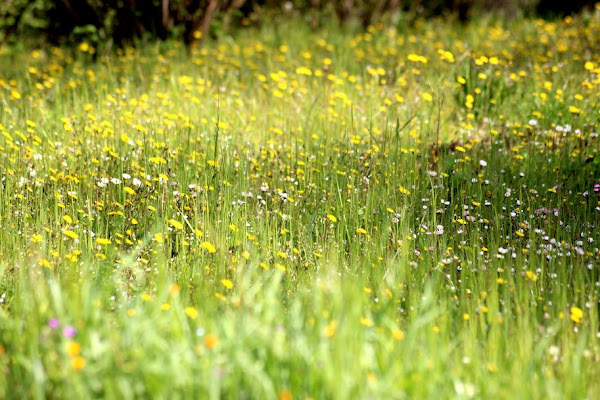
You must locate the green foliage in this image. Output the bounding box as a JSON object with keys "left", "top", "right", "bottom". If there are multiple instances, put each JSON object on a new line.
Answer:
{"left": 0, "top": 0, "right": 250, "bottom": 46}
{"left": 0, "top": 0, "right": 594, "bottom": 47}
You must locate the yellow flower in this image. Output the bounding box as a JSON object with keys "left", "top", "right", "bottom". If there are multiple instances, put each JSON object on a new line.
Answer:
{"left": 278, "top": 390, "right": 292, "bottom": 400}
{"left": 398, "top": 185, "right": 410, "bottom": 195}
{"left": 392, "top": 329, "right": 405, "bottom": 341}
{"left": 149, "top": 157, "right": 166, "bottom": 165}
{"left": 201, "top": 242, "right": 216, "bottom": 254}
{"left": 169, "top": 284, "right": 181, "bottom": 296}
{"left": 570, "top": 306, "right": 583, "bottom": 323}
{"left": 275, "top": 263, "right": 286, "bottom": 272}
{"left": 525, "top": 270, "right": 538, "bottom": 281}
{"left": 221, "top": 279, "right": 234, "bottom": 289}
{"left": 63, "top": 230, "right": 78, "bottom": 239}
{"left": 326, "top": 214, "right": 337, "bottom": 223}
{"left": 169, "top": 219, "right": 183, "bottom": 230}
{"left": 204, "top": 334, "right": 219, "bottom": 349}
{"left": 66, "top": 341, "right": 81, "bottom": 356}
{"left": 324, "top": 320, "right": 337, "bottom": 338}
{"left": 72, "top": 356, "right": 86, "bottom": 371}
{"left": 184, "top": 306, "right": 198, "bottom": 319}
{"left": 569, "top": 105, "right": 582, "bottom": 115}
{"left": 407, "top": 53, "right": 428, "bottom": 63}
{"left": 215, "top": 293, "right": 227, "bottom": 301}
{"left": 95, "top": 238, "right": 111, "bottom": 245}
{"left": 296, "top": 67, "right": 313, "bottom": 76}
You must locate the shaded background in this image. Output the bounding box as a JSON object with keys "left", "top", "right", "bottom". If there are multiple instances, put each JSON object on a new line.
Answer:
{"left": 0, "top": 0, "right": 596, "bottom": 47}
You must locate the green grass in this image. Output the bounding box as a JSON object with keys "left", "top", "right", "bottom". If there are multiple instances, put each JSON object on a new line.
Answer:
{"left": 1, "top": 10, "right": 600, "bottom": 399}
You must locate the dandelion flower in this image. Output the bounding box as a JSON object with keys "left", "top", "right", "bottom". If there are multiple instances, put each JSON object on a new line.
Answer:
{"left": 63, "top": 230, "right": 78, "bottom": 240}
{"left": 66, "top": 341, "right": 81, "bottom": 356}
{"left": 184, "top": 306, "right": 198, "bottom": 319}
{"left": 221, "top": 279, "right": 234, "bottom": 289}
{"left": 95, "top": 238, "right": 111, "bottom": 245}
{"left": 204, "top": 334, "right": 219, "bottom": 349}
{"left": 392, "top": 329, "right": 405, "bottom": 341}
{"left": 201, "top": 242, "right": 216, "bottom": 254}
{"left": 324, "top": 320, "right": 337, "bottom": 338}
{"left": 278, "top": 390, "right": 292, "bottom": 400}
{"left": 169, "top": 284, "right": 181, "bottom": 296}
{"left": 169, "top": 219, "right": 183, "bottom": 230}
{"left": 72, "top": 356, "right": 86, "bottom": 371}
{"left": 570, "top": 306, "right": 583, "bottom": 323}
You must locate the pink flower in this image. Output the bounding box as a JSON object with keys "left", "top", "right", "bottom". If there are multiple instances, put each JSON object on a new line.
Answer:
{"left": 63, "top": 325, "right": 76, "bottom": 338}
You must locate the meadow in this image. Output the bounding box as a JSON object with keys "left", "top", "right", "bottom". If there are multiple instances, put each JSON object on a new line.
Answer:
{"left": 1, "top": 7, "right": 600, "bottom": 399}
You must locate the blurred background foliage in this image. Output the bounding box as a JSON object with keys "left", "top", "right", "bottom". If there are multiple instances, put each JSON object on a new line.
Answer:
{"left": 0, "top": 0, "right": 596, "bottom": 47}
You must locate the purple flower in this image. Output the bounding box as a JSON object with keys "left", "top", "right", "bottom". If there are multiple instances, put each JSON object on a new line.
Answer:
{"left": 48, "top": 318, "right": 60, "bottom": 329}
{"left": 63, "top": 325, "right": 76, "bottom": 338}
